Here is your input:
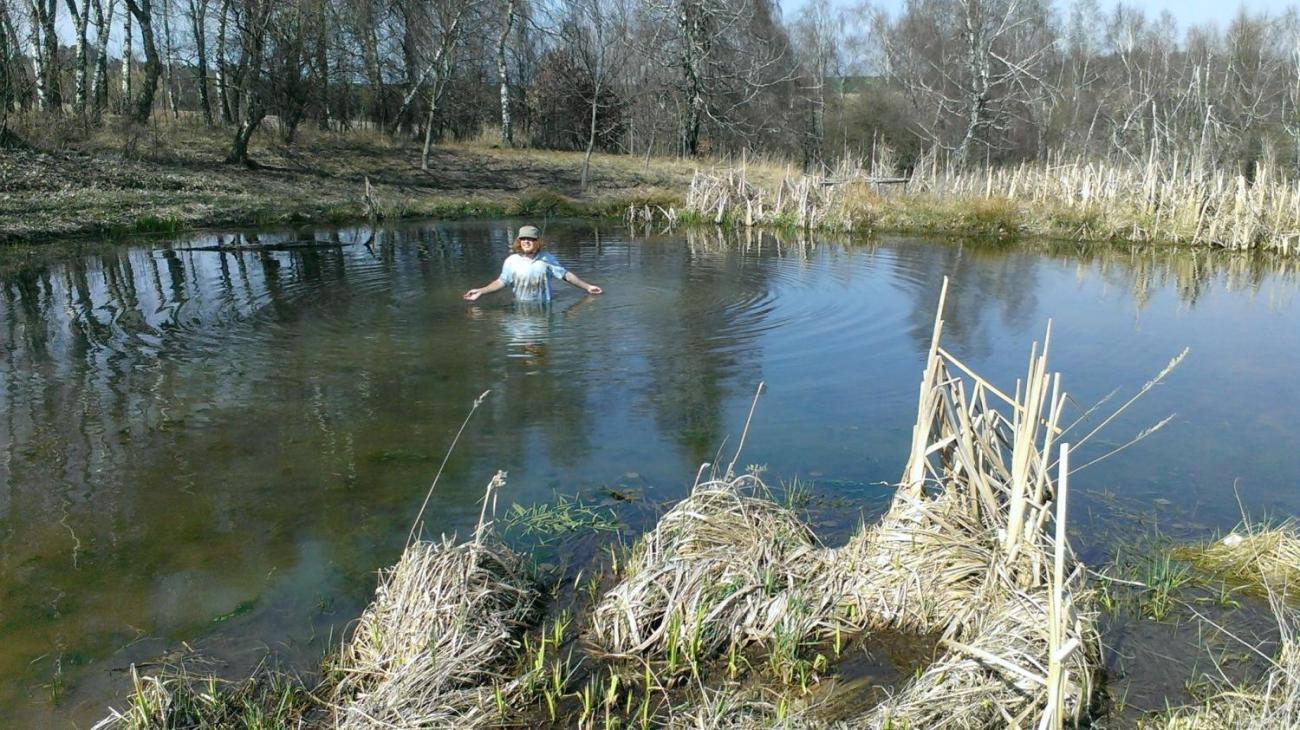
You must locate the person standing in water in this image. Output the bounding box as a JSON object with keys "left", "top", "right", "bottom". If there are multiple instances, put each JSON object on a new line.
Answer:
{"left": 463, "top": 225, "right": 603, "bottom": 302}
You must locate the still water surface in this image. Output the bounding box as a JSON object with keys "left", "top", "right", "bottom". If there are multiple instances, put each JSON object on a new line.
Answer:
{"left": 2, "top": 221, "right": 1298, "bottom": 725}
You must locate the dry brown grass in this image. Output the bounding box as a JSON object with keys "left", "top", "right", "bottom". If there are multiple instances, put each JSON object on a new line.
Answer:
{"left": 328, "top": 529, "right": 538, "bottom": 728}
{"left": 1176, "top": 522, "right": 1300, "bottom": 598}
{"left": 668, "top": 149, "right": 1300, "bottom": 252}
{"left": 590, "top": 474, "right": 832, "bottom": 664}
{"left": 0, "top": 115, "right": 686, "bottom": 243}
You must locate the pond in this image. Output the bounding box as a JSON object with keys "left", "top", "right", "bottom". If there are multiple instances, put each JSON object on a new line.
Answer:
{"left": 2, "top": 220, "right": 1298, "bottom": 726}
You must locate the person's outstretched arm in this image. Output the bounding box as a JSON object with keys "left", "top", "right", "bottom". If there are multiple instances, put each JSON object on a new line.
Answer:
{"left": 562, "top": 271, "right": 603, "bottom": 295}
{"left": 464, "top": 278, "right": 506, "bottom": 300}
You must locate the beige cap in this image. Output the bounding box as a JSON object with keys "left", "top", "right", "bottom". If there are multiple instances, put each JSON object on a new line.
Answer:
{"left": 517, "top": 225, "right": 542, "bottom": 239}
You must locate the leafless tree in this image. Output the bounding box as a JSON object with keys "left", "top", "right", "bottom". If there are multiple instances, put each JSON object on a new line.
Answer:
{"left": 224, "top": 0, "right": 271, "bottom": 163}
{"left": 65, "top": 0, "right": 92, "bottom": 114}
{"left": 879, "top": 0, "right": 1056, "bottom": 165}
{"left": 90, "top": 0, "right": 115, "bottom": 118}
{"left": 791, "top": 0, "right": 841, "bottom": 164}
{"left": 184, "top": 0, "right": 214, "bottom": 124}
{"left": 495, "top": 0, "right": 517, "bottom": 144}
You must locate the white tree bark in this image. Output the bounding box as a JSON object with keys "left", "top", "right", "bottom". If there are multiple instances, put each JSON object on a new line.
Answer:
{"left": 121, "top": 4, "right": 133, "bottom": 109}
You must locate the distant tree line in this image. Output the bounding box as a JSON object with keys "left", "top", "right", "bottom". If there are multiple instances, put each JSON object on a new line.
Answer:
{"left": 0, "top": 0, "right": 1297, "bottom": 171}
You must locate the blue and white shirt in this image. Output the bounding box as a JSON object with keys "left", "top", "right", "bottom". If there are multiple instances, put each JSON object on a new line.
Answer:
{"left": 499, "top": 252, "right": 567, "bottom": 302}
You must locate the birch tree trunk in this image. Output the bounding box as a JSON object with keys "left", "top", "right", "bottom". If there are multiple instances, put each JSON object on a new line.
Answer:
{"left": 0, "top": 3, "right": 16, "bottom": 124}
{"left": 677, "top": 0, "right": 708, "bottom": 156}
{"left": 161, "top": 0, "right": 179, "bottom": 118}
{"left": 37, "top": 0, "right": 61, "bottom": 110}
{"left": 66, "top": 0, "right": 92, "bottom": 114}
{"left": 363, "top": 25, "right": 385, "bottom": 128}
{"left": 91, "top": 0, "right": 114, "bottom": 119}
{"left": 421, "top": 98, "right": 436, "bottom": 169}
{"left": 226, "top": 0, "right": 271, "bottom": 165}
{"left": 496, "top": 0, "right": 516, "bottom": 145}
{"left": 953, "top": 0, "right": 991, "bottom": 167}
{"left": 314, "top": 7, "right": 330, "bottom": 130}
{"left": 216, "top": 0, "right": 233, "bottom": 124}
{"left": 121, "top": 7, "right": 134, "bottom": 111}
{"left": 123, "top": 0, "right": 163, "bottom": 124}
{"left": 26, "top": 3, "right": 49, "bottom": 111}
{"left": 580, "top": 0, "right": 605, "bottom": 189}
{"left": 188, "top": 0, "right": 213, "bottom": 125}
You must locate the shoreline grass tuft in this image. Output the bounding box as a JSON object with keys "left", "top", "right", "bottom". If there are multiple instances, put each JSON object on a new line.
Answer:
{"left": 1175, "top": 522, "right": 1300, "bottom": 599}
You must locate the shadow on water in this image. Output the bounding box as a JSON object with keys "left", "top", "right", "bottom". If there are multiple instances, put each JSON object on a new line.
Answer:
{"left": 1, "top": 220, "right": 1299, "bottom": 725}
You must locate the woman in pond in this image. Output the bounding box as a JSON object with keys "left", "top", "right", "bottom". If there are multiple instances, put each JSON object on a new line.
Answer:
{"left": 463, "top": 225, "right": 603, "bottom": 302}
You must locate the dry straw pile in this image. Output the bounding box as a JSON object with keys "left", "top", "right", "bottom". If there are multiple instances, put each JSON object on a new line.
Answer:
{"left": 328, "top": 517, "right": 538, "bottom": 727}
{"left": 590, "top": 474, "right": 832, "bottom": 661}
{"left": 1176, "top": 521, "right": 1300, "bottom": 597}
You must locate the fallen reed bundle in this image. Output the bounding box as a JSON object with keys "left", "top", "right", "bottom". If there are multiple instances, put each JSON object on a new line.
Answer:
{"left": 329, "top": 530, "right": 537, "bottom": 728}
{"left": 1176, "top": 521, "right": 1300, "bottom": 597}
{"left": 830, "top": 491, "right": 995, "bottom": 637}
{"left": 589, "top": 474, "right": 833, "bottom": 662}
{"left": 91, "top": 664, "right": 315, "bottom": 730}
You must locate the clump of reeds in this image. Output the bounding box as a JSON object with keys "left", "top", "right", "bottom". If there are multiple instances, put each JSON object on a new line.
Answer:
{"left": 1176, "top": 521, "right": 1300, "bottom": 598}
{"left": 670, "top": 158, "right": 875, "bottom": 233}
{"left": 834, "top": 281, "right": 1097, "bottom": 728}
{"left": 590, "top": 474, "right": 833, "bottom": 666}
{"left": 328, "top": 528, "right": 538, "bottom": 727}
{"left": 91, "top": 664, "right": 316, "bottom": 730}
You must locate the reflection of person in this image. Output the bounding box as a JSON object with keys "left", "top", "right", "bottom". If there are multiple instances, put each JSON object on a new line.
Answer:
{"left": 463, "top": 225, "right": 603, "bottom": 302}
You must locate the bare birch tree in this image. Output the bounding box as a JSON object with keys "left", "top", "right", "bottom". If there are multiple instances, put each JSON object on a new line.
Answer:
{"left": 185, "top": 0, "right": 213, "bottom": 124}
{"left": 496, "top": 0, "right": 516, "bottom": 144}
{"left": 224, "top": 0, "right": 271, "bottom": 163}
{"left": 123, "top": 0, "right": 163, "bottom": 124}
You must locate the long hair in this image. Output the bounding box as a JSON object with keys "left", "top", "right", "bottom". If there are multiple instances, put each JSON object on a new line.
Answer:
{"left": 510, "top": 236, "right": 545, "bottom": 254}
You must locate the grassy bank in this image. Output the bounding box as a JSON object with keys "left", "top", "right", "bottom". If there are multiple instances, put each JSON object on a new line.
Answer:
{"left": 667, "top": 154, "right": 1300, "bottom": 253}
{"left": 0, "top": 120, "right": 687, "bottom": 244}
{"left": 7, "top": 118, "right": 1299, "bottom": 253}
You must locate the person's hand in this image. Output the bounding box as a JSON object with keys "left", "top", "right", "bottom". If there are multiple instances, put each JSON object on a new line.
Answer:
{"left": 587, "top": 285, "right": 603, "bottom": 295}
{"left": 463, "top": 288, "right": 482, "bottom": 301}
